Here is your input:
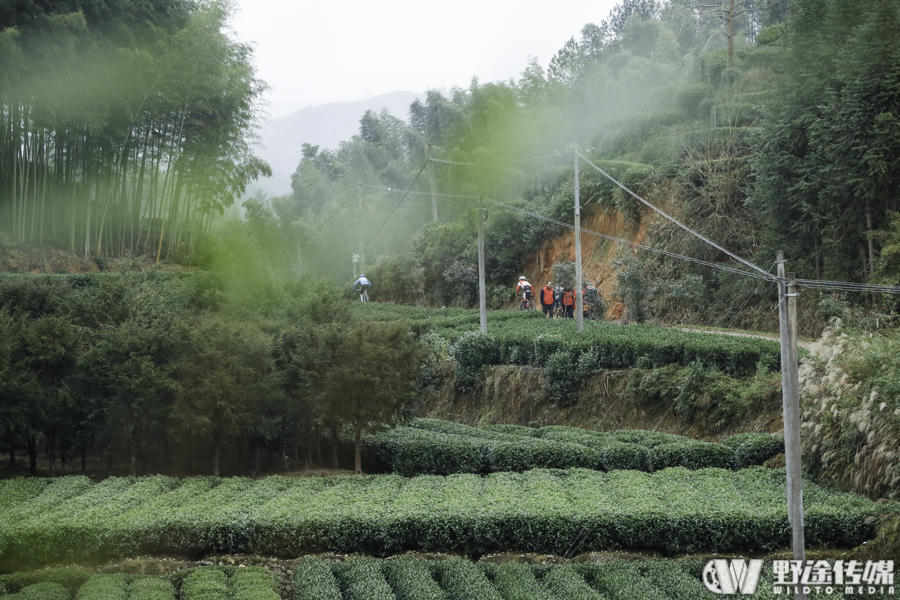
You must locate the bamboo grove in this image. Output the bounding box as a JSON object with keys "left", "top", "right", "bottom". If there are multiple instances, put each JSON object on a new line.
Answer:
{"left": 0, "top": 0, "right": 269, "bottom": 260}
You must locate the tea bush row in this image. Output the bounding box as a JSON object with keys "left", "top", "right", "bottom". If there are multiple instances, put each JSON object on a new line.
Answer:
{"left": 289, "top": 556, "right": 861, "bottom": 600}
{"left": 443, "top": 318, "right": 785, "bottom": 388}
{"left": 364, "top": 419, "right": 783, "bottom": 475}
{"left": 0, "top": 468, "right": 879, "bottom": 566}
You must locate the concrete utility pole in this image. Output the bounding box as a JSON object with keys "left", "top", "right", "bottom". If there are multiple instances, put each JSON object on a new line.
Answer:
{"left": 777, "top": 251, "right": 806, "bottom": 600}
{"left": 357, "top": 182, "right": 365, "bottom": 274}
{"left": 428, "top": 145, "right": 438, "bottom": 221}
{"left": 477, "top": 197, "right": 487, "bottom": 333}
{"left": 574, "top": 141, "right": 583, "bottom": 332}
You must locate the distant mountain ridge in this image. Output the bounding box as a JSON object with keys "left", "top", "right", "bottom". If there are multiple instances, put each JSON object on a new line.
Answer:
{"left": 249, "top": 91, "right": 423, "bottom": 198}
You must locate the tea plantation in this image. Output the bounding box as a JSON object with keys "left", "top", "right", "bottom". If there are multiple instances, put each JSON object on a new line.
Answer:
{"left": 0, "top": 559, "right": 873, "bottom": 600}
{"left": 363, "top": 419, "right": 783, "bottom": 475}
{"left": 0, "top": 466, "right": 882, "bottom": 569}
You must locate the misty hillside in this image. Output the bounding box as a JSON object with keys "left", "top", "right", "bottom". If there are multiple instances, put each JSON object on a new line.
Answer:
{"left": 250, "top": 91, "right": 423, "bottom": 198}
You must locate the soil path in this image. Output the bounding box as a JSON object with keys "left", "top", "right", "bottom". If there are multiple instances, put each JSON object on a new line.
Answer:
{"left": 673, "top": 327, "right": 820, "bottom": 354}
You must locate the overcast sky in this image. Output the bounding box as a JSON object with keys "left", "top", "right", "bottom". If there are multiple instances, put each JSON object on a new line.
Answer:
{"left": 230, "top": 0, "right": 621, "bottom": 120}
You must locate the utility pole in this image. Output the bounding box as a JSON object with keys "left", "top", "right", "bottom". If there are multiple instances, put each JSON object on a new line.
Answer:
{"left": 777, "top": 251, "right": 806, "bottom": 600}
{"left": 357, "top": 182, "right": 365, "bottom": 274}
{"left": 428, "top": 144, "right": 438, "bottom": 221}
{"left": 574, "top": 141, "right": 583, "bottom": 332}
{"left": 477, "top": 197, "right": 487, "bottom": 333}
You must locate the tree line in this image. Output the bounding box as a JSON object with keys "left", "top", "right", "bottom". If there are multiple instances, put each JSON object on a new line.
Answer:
{"left": 0, "top": 0, "right": 269, "bottom": 261}
{"left": 0, "top": 266, "right": 427, "bottom": 477}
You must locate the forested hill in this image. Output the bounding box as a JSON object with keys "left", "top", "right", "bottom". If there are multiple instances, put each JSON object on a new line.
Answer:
{"left": 249, "top": 91, "right": 423, "bottom": 199}
{"left": 243, "top": 0, "right": 900, "bottom": 333}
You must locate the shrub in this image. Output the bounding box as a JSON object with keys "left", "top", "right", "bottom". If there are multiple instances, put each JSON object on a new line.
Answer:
{"left": 540, "top": 566, "right": 604, "bottom": 600}
{"left": 229, "top": 569, "right": 278, "bottom": 600}
{"left": 382, "top": 556, "right": 445, "bottom": 600}
{"left": 483, "top": 424, "right": 539, "bottom": 437}
{"left": 129, "top": 579, "right": 174, "bottom": 600}
{"left": 543, "top": 351, "right": 579, "bottom": 405}
{"left": 483, "top": 562, "right": 553, "bottom": 600}
{"left": 291, "top": 557, "right": 341, "bottom": 600}
{"left": 332, "top": 557, "right": 394, "bottom": 600}
{"left": 10, "top": 584, "right": 70, "bottom": 600}
{"left": 597, "top": 442, "right": 650, "bottom": 472}
{"left": 647, "top": 442, "right": 734, "bottom": 471}
{"left": 73, "top": 575, "right": 126, "bottom": 600}
{"left": 434, "top": 558, "right": 502, "bottom": 600}
{"left": 723, "top": 433, "right": 784, "bottom": 468}
{"left": 489, "top": 440, "right": 600, "bottom": 472}
{"left": 181, "top": 570, "right": 231, "bottom": 600}
{"left": 365, "top": 428, "right": 482, "bottom": 476}
{"left": 0, "top": 570, "right": 90, "bottom": 597}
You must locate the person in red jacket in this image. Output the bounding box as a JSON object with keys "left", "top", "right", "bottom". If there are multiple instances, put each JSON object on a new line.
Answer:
{"left": 540, "top": 281, "right": 555, "bottom": 317}
{"left": 562, "top": 288, "right": 576, "bottom": 318}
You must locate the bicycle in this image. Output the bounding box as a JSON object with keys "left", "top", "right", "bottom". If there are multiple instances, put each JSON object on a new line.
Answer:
{"left": 359, "top": 288, "right": 370, "bottom": 302}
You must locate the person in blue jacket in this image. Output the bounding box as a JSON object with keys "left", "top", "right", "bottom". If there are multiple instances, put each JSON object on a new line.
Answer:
{"left": 353, "top": 274, "right": 372, "bottom": 302}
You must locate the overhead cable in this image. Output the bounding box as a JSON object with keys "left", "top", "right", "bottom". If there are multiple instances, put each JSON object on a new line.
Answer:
{"left": 305, "top": 188, "right": 357, "bottom": 241}
{"left": 576, "top": 151, "right": 775, "bottom": 280}
{"left": 364, "top": 158, "right": 431, "bottom": 245}
{"left": 360, "top": 183, "right": 480, "bottom": 199}
{"left": 482, "top": 197, "right": 773, "bottom": 281}
{"left": 429, "top": 151, "right": 572, "bottom": 167}
{"left": 796, "top": 279, "right": 900, "bottom": 295}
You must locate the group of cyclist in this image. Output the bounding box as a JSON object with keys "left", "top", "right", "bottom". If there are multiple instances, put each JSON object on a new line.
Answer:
{"left": 516, "top": 275, "right": 600, "bottom": 318}
{"left": 354, "top": 273, "right": 600, "bottom": 316}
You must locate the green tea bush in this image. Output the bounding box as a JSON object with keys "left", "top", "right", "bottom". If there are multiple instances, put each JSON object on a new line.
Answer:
{"left": 483, "top": 562, "right": 553, "bottom": 600}
{"left": 539, "top": 566, "right": 604, "bottom": 600}
{"left": 0, "top": 570, "right": 90, "bottom": 596}
{"left": 365, "top": 428, "right": 482, "bottom": 476}
{"left": 128, "top": 579, "right": 174, "bottom": 600}
{"left": 332, "top": 557, "right": 394, "bottom": 600}
{"left": 5, "top": 584, "right": 70, "bottom": 600}
{"left": 434, "top": 558, "right": 502, "bottom": 600}
{"left": 638, "top": 560, "right": 712, "bottom": 600}
{"left": 181, "top": 570, "right": 231, "bottom": 600}
{"left": 228, "top": 569, "right": 278, "bottom": 600}
{"left": 291, "top": 557, "right": 341, "bottom": 600}
{"left": 433, "top": 313, "right": 786, "bottom": 384}
{"left": 73, "top": 575, "right": 126, "bottom": 600}
{"left": 597, "top": 442, "right": 650, "bottom": 472}
{"left": 0, "top": 469, "right": 881, "bottom": 563}
{"left": 483, "top": 424, "right": 540, "bottom": 437}
{"left": 723, "top": 433, "right": 784, "bottom": 468}
{"left": 488, "top": 440, "right": 600, "bottom": 472}
{"left": 579, "top": 562, "right": 670, "bottom": 599}
{"left": 647, "top": 442, "right": 735, "bottom": 471}
{"left": 543, "top": 350, "right": 579, "bottom": 405}
{"left": 381, "top": 556, "right": 446, "bottom": 600}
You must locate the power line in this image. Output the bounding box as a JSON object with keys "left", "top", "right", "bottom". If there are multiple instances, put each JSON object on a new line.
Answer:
{"left": 429, "top": 151, "right": 571, "bottom": 167}
{"left": 576, "top": 151, "right": 775, "bottom": 281}
{"left": 364, "top": 158, "right": 431, "bottom": 246}
{"left": 795, "top": 279, "right": 900, "bottom": 295}
{"left": 482, "top": 197, "right": 773, "bottom": 281}
{"left": 305, "top": 188, "right": 357, "bottom": 241}
{"left": 359, "top": 183, "right": 480, "bottom": 200}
